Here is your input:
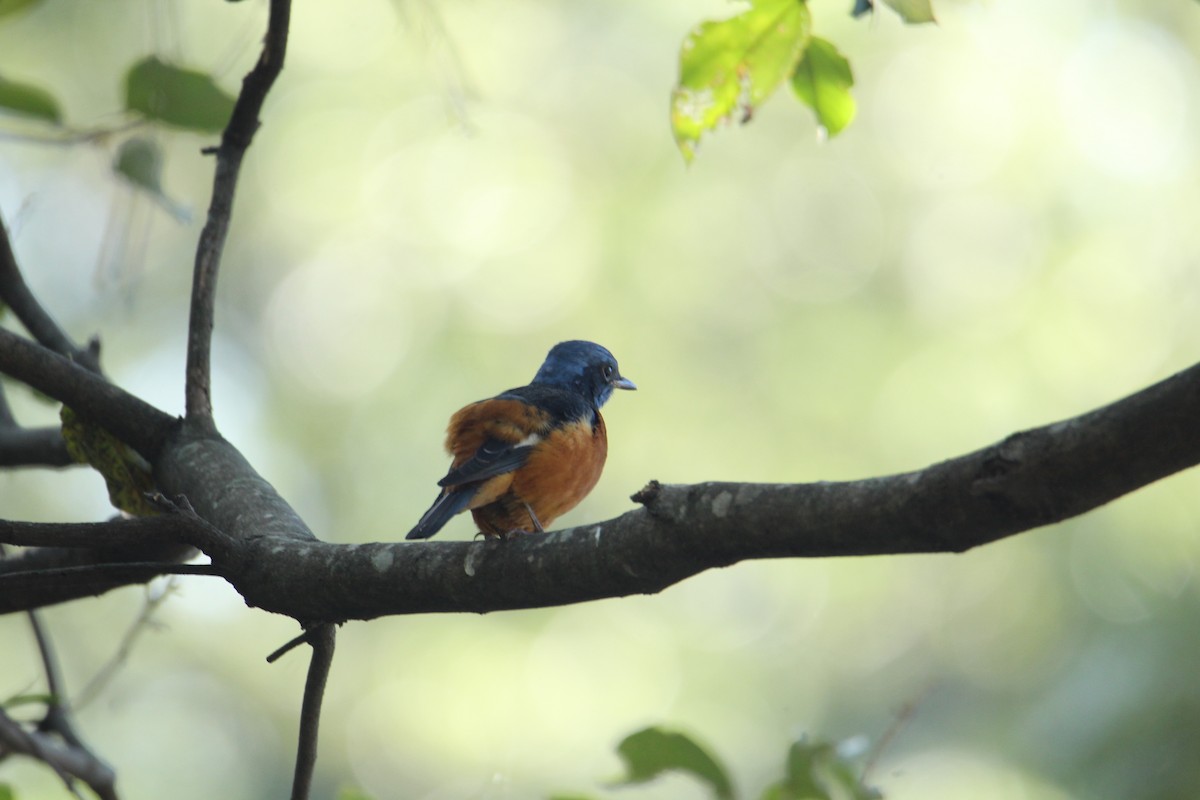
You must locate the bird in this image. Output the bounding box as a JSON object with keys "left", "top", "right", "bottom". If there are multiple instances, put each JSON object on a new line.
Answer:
{"left": 406, "top": 340, "right": 636, "bottom": 541}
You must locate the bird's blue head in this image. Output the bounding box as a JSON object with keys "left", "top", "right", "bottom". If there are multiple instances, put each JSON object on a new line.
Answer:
{"left": 532, "top": 340, "right": 636, "bottom": 408}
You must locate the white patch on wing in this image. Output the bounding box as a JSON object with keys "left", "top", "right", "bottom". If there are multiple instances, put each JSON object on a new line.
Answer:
{"left": 516, "top": 432, "right": 543, "bottom": 447}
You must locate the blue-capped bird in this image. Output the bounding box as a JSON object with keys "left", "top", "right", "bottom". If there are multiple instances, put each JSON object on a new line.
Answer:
{"left": 406, "top": 340, "right": 635, "bottom": 540}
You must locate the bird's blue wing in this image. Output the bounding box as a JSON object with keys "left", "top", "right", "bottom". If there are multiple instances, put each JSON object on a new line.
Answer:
{"left": 437, "top": 437, "right": 535, "bottom": 487}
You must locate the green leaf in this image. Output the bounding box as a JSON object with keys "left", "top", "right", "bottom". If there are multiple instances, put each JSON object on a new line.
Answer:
{"left": 611, "top": 727, "right": 735, "bottom": 800}
{"left": 790, "top": 37, "right": 856, "bottom": 137}
{"left": 0, "top": 782, "right": 15, "bottom": 800}
{"left": 671, "top": 0, "right": 812, "bottom": 162}
{"left": 124, "top": 56, "right": 235, "bottom": 133}
{"left": 0, "top": 0, "right": 44, "bottom": 18}
{"left": 880, "top": 0, "right": 936, "bottom": 24}
{"left": 336, "top": 788, "right": 376, "bottom": 800}
{"left": 0, "top": 75, "right": 61, "bottom": 124}
{"left": 760, "top": 739, "right": 881, "bottom": 800}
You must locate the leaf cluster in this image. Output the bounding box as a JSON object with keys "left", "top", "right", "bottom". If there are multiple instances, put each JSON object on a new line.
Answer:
{"left": 670, "top": 0, "right": 934, "bottom": 162}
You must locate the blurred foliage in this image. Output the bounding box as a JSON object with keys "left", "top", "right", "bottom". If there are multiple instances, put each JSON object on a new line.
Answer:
{"left": 0, "top": 74, "right": 60, "bottom": 124}
{"left": 599, "top": 727, "right": 879, "bottom": 800}
{"left": 2, "top": 0, "right": 1200, "bottom": 799}
{"left": 761, "top": 738, "right": 880, "bottom": 800}
{"left": 0, "top": 0, "right": 40, "bottom": 19}
{"left": 123, "top": 56, "right": 235, "bottom": 134}
{"left": 611, "top": 727, "right": 737, "bottom": 799}
{"left": 112, "top": 136, "right": 188, "bottom": 221}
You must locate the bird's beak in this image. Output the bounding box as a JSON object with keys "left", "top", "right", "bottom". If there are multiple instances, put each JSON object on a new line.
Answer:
{"left": 612, "top": 375, "right": 637, "bottom": 391}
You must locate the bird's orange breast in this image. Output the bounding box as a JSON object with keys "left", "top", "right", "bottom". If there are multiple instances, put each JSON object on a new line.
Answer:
{"left": 464, "top": 411, "right": 608, "bottom": 536}
{"left": 512, "top": 413, "right": 608, "bottom": 525}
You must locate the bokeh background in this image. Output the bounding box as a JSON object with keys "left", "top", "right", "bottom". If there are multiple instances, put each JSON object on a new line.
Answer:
{"left": 3, "top": 0, "right": 1200, "bottom": 798}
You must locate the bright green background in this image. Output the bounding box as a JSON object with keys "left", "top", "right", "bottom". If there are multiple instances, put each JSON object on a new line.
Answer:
{"left": 3, "top": 0, "right": 1200, "bottom": 798}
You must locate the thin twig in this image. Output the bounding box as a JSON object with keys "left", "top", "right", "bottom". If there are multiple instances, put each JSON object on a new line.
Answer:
{"left": 861, "top": 686, "right": 929, "bottom": 782}
{"left": 290, "top": 623, "right": 336, "bottom": 800}
{"left": 0, "top": 118, "right": 144, "bottom": 148}
{"left": 74, "top": 579, "right": 176, "bottom": 711}
{"left": 0, "top": 541, "right": 113, "bottom": 797}
{"left": 0, "top": 707, "right": 117, "bottom": 800}
{"left": 0, "top": 213, "right": 100, "bottom": 373}
{"left": 266, "top": 629, "right": 312, "bottom": 664}
{"left": 27, "top": 608, "right": 86, "bottom": 748}
{"left": 0, "top": 543, "right": 200, "bottom": 614}
{"left": 0, "top": 561, "right": 220, "bottom": 583}
{"left": 184, "top": 0, "right": 291, "bottom": 426}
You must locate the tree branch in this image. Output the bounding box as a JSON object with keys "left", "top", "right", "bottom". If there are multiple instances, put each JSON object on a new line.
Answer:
{"left": 201, "top": 359, "right": 1197, "bottom": 621}
{"left": 0, "top": 548, "right": 208, "bottom": 613}
{"left": 0, "top": 514, "right": 225, "bottom": 550}
{"left": 290, "top": 624, "right": 335, "bottom": 800}
{"left": 0, "top": 329, "right": 178, "bottom": 462}
{"left": 185, "top": 0, "right": 291, "bottom": 427}
{"left": 5, "top": 360, "right": 1198, "bottom": 621}
{"left": 0, "top": 424, "right": 72, "bottom": 467}
{"left": 75, "top": 357, "right": 1200, "bottom": 622}
{"left": 0, "top": 707, "right": 117, "bottom": 800}
{"left": 0, "top": 381, "right": 72, "bottom": 467}
{"left": 0, "top": 214, "right": 100, "bottom": 373}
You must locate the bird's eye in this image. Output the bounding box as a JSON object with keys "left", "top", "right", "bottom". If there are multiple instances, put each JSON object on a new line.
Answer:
{"left": 603, "top": 364, "right": 614, "bottom": 379}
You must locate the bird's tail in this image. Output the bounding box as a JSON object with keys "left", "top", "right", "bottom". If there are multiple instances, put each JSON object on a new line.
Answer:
{"left": 406, "top": 489, "right": 474, "bottom": 540}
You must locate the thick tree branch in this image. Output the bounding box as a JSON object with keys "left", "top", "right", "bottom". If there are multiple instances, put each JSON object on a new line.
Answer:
{"left": 0, "top": 329, "right": 177, "bottom": 462}
{"left": 5, "top": 360, "right": 1198, "bottom": 621}
{"left": 214, "top": 358, "right": 1200, "bottom": 619}
{"left": 185, "top": 0, "right": 291, "bottom": 427}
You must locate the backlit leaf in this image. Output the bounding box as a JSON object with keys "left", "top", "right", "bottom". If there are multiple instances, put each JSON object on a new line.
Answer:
{"left": 671, "top": 0, "right": 811, "bottom": 162}
{"left": 790, "top": 37, "right": 856, "bottom": 137}
{"left": 124, "top": 56, "right": 235, "bottom": 133}
{"left": 881, "top": 0, "right": 936, "bottom": 24}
